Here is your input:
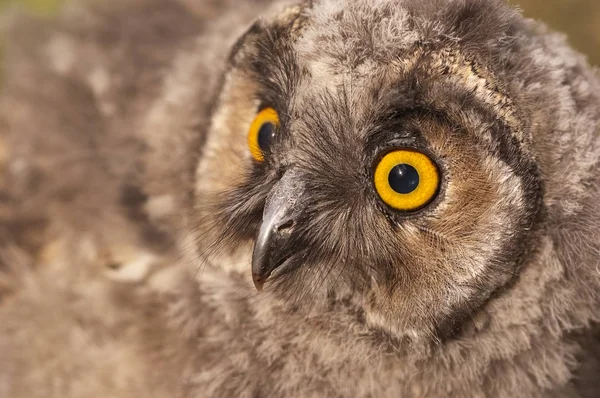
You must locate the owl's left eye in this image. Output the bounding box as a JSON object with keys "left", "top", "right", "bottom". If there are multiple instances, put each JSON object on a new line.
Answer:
{"left": 374, "top": 149, "right": 440, "bottom": 211}
{"left": 248, "top": 107, "right": 279, "bottom": 162}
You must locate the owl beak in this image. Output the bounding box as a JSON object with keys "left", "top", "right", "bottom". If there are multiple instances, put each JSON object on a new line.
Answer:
{"left": 252, "top": 169, "right": 305, "bottom": 291}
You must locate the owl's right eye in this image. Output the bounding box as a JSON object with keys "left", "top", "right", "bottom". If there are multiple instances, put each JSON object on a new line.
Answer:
{"left": 374, "top": 149, "right": 440, "bottom": 211}
{"left": 247, "top": 107, "right": 279, "bottom": 162}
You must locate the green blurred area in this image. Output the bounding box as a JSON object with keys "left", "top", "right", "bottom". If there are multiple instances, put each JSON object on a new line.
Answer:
{"left": 0, "top": 0, "right": 598, "bottom": 65}
{"left": 514, "top": 0, "right": 600, "bottom": 65}
{"left": 0, "top": 0, "right": 64, "bottom": 15}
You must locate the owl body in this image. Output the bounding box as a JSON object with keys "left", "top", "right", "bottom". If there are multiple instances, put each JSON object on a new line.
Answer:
{"left": 1, "top": 0, "right": 599, "bottom": 397}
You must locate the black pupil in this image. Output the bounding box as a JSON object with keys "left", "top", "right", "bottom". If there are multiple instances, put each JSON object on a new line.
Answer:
{"left": 258, "top": 122, "right": 275, "bottom": 152}
{"left": 388, "top": 164, "right": 420, "bottom": 194}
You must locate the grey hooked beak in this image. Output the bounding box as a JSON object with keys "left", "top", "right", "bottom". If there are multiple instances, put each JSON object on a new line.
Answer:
{"left": 252, "top": 169, "right": 306, "bottom": 291}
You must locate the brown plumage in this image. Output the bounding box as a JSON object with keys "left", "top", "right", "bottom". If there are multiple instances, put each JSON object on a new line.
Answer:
{"left": 1, "top": 0, "right": 599, "bottom": 397}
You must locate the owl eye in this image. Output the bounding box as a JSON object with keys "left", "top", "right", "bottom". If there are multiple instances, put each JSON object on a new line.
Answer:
{"left": 374, "top": 149, "right": 440, "bottom": 211}
{"left": 248, "top": 107, "right": 279, "bottom": 162}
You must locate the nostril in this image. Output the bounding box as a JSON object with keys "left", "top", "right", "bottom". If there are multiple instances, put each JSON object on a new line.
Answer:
{"left": 276, "top": 219, "right": 295, "bottom": 233}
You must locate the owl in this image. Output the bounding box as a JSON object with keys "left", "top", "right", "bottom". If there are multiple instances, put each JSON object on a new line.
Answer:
{"left": 0, "top": 0, "right": 599, "bottom": 397}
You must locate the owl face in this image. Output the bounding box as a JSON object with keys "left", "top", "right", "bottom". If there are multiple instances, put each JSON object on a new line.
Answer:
{"left": 194, "top": 0, "right": 542, "bottom": 338}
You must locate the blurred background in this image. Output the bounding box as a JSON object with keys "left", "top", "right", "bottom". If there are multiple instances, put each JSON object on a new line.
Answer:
{"left": 0, "top": 0, "right": 599, "bottom": 65}
{"left": 517, "top": 0, "right": 600, "bottom": 65}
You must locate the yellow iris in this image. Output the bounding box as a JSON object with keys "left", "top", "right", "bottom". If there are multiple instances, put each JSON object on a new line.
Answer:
{"left": 374, "top": 149, "right": 439, "bottom": 211}
{"left": 247, "top": 107, "right": 279, "bottom": 162}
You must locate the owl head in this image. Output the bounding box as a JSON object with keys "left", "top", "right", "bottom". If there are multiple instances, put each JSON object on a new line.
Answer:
{"left": 192, "top": 0, "right": 571, "bottom": 341}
